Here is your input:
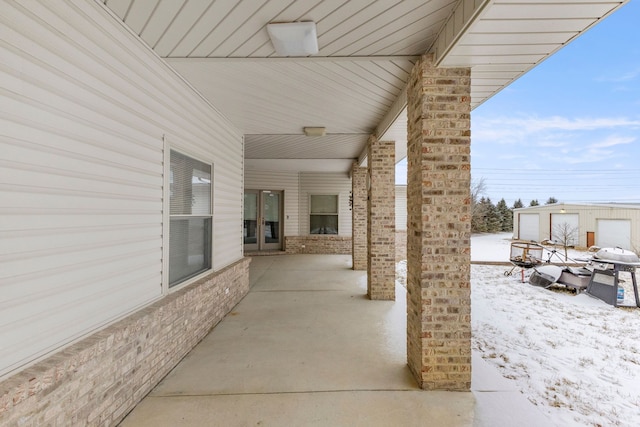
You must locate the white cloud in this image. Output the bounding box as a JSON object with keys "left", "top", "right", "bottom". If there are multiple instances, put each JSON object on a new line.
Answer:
{"left": 589, "top": 135, "right": 636, "bottom": 148}
{"left": 597, "top": 67, "right": 640, "bottom": 82}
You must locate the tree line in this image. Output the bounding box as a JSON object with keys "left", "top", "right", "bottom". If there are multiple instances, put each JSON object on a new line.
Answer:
{"left": 471, "top": 179, "right": 559, "bottom": 233}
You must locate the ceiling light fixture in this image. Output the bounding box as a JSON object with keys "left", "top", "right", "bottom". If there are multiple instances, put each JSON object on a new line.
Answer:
{"left": 267, "top": 22, "right": 318, "bottom": 57}
{"left": 303, "top": 127, "right": 326, "bottom": 137}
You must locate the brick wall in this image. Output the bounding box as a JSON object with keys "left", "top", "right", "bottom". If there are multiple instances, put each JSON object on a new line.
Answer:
{"left": 285, "top": 236, "right": 352, "bottom": 254}
{"left": 0, "top": 258, "right": 250, "bottom": 427}
{"left": 406, "top": 54, "right": 471, "bottom": 391}
{"left": 367, "top": 136, "right": 396, "bottom": 300}
{"left": 351, "top": 165, "right": 368, "bottom": 270}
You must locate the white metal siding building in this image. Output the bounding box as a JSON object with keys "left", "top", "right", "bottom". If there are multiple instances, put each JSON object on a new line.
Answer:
{"left": 513, "top": 203, "right": 640, "bottom": 251}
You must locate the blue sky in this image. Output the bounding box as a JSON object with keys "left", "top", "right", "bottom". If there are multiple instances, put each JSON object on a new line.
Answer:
{"left": 397, "top": 0, "right": 640, "bottom": 207}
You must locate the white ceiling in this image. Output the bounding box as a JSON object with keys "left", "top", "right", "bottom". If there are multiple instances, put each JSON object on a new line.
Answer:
{"left": 102, "top": 0, "right": 628, "bottom": 173}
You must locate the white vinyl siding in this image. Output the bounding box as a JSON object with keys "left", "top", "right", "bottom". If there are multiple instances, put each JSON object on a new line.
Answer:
{"left": 244, "top": 170, "right": 299, "bottom": 237}
{"left": 300, "top": 173, "right": 352, "bottom": 236}
{"left": 0, "top": 0, "right": 243, "bottom": 379}
{"left": 396, "top": 185, "right": 407, "bottom": 231}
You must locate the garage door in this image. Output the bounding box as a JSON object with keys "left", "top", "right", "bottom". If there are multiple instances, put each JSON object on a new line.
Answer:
{"left": 551, "top": 213, "right": 579, "bottom": 245}
{"left": 519, "top": 213, "right": 539, "bottom": 241}
{"left": 596, "top": 219, "right": 631, "bottom": 249}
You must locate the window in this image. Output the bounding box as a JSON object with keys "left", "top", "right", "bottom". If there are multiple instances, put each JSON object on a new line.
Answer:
{"left": 310, "top": 194, "right": 338, "bottom": 234}
{"left": 169, "top": 150, "right": 212, "bottom": 287}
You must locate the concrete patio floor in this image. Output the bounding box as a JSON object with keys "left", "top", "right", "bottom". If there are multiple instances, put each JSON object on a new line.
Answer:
{"left": 120, "top": 254, "right": 555, "bottom": 427}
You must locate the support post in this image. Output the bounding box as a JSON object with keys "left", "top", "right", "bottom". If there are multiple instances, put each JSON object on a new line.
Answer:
{"left": 406, "top": 54, "right": 472, "bottom": 390}
{"left": 352, "top": 163, "right": 368, "bottom": 270}
{"left": 367, "top": 135, "right": 396, "bottom": 300}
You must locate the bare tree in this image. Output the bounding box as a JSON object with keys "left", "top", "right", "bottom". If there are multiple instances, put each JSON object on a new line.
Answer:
{"left": 471, "top": 178, "right": 487, "bottom": 232}
{"left": 552, "top": 222, "right": 579, "bottom": 260}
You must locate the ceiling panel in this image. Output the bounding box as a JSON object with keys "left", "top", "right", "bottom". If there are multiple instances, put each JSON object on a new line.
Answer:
{"left": 167, "top": 58, "right": 415, "bottom": 136}
{"left": 245, "top": 134, "right": 366, "bottom": 159}
{"left": 483, "top": 3, "right": 620, "bottom": 20}
{"left": 138, "top": 1, "right": 185, "bottom": 48}
{"left": 101, "top": 0, "right": 629, "bottom": 170}
{"left": 104, "top": 0, "right": 132, "bottom": 18}
{"left": 440, "top": 1, "right": 627, "bottom": 110}
{"left": 123, "top": 0, "right": 158, "bottom": 35}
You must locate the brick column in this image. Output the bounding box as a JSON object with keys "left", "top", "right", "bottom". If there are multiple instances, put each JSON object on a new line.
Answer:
{"left": 406, "top": 54, "right": 471, "bottom": 390}
{"left": 367, "top": 136, "right": 395, "bottom": 300}
{"left": 351, "top": 163, "right": 367, "bottom": 270}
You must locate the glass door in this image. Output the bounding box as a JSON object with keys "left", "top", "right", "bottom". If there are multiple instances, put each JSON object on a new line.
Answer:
{"left": 262, "top": 191, "right": 281, "bottom": 250}
{"left": 243, "top": 191, "right": 259, "bottom": 251}
{"left": 244, "top": 190, "right": 283, "bottom": 251}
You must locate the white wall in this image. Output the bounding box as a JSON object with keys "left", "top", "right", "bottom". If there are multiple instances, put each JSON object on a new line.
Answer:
{"left": 0, "top": 0, "right": 243, "bottom": 379}
{"left": 395, "top": 185, "right": 407, "bottom": 231}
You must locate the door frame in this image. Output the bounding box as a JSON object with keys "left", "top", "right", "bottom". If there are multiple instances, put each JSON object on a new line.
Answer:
{"left": 244, "top": 189, "right": 284, "bottom": 251}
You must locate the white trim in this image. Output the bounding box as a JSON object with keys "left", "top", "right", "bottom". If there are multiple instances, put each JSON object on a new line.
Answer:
{"left": 162, "top": 135, "right": 170, "bottom": 294}
{"left": 165, "top": 145, "right": 215, "bottom": 292}
{"left": 309, "top": 194, "right": 340, "bottom": 235}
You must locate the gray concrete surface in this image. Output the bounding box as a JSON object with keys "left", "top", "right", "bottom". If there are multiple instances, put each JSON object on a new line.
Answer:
{"left": 120, "top": 254, "right": 555, "bottom": 427}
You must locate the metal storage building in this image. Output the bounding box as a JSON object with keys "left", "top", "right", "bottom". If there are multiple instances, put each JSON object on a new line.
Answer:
{"left": 513, "top": 203, "right": 640, "bottom": 251}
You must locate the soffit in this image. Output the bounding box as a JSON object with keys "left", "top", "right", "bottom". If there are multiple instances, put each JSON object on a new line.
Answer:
{"left": 102, "top": 0, "right": 628, "bottom": 172}
{"left": 436, "top": 0, "right": 627, "bottom": 109}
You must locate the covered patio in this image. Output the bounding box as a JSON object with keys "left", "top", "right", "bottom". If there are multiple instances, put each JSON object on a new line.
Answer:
{"left": 120, "top": 254, "right": 553, "bottom": 427}
{"left": 0, "top": 1, "right": 630, "bottom": 425}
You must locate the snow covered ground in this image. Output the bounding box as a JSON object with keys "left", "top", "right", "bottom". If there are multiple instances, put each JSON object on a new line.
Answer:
{"left": 396, "top": 233, "right": 640, "bottom": 427}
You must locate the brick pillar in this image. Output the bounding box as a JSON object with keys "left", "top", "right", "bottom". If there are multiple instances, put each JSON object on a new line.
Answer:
{"left": 352, "top": 163, "right": 367, "bottom": 270}
{"left": 367, "top": 136, "right": 395, "bottom": 300}
{"left": 406, "top": 54, "right": 471, "bottom": 390}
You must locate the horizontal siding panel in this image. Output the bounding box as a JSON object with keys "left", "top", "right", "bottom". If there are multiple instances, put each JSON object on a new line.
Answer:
{"left": 2, "top": 264, "right": 161, "bottom": 329}
{"left": 0, "top": 212, "right": 159, "bottom": 230}
{"left": 0, "top": 269, "right": 159, "bottom": 376}
{"left": 1, "top": 238, "right": 160, "bottom": 280}
{"left": 0, "top": 120, "right": 162, "bottom": 174}
{"left": 2, "top": 250, "right": 161, "bottom": 301}
{"left": 0, "top": 0, "right": 243, "bottom": 379}
{"left": 0, "top": 223, "right": 159, "bottom": 257}
{"left": 0, "top": 139, "right": 160, "bottom": 187}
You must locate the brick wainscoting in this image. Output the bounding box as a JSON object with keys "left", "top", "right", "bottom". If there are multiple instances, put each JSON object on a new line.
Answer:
{"left": 285, "top": 236, "right": 352, "bottom": 254}
{"left": 0, "top": 258, "right": 250, "bottom": 427}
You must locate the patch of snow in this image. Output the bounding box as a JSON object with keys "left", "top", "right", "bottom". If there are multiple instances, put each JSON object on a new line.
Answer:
{"left": 397, "top": 233, "right": 640, "bottom": 427}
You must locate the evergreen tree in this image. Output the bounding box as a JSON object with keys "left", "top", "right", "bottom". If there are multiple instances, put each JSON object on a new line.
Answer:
{"left": 545, "top": 197, "right": 558, "bottom": 204}
{"left": 529, "top": 199, "right": 540, "bottom": 207}
{"left": 513, "top": 199, "right": 524, "bottom": 209}
{"left": 496, "top": 198, "right": 513, "bottom": 231}
{"left": 472, "top": 197, "right": 488, "bottom": 232}
{"left": 484, "top": 198, "right": 502, "bottom": 232}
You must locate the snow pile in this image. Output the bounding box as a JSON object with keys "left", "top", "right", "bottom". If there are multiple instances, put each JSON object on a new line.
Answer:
{"left": 473, "top": 265, "right": 640, "bottom": 427}
{"left": 396, "top": 234, "right": 640, "bottom": 426}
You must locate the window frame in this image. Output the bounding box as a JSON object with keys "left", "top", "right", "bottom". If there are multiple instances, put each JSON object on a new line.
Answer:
{"left": 309, "top": 194, "right": 339, "bottom": 235}
{"left": 162, "top": 139, "right": 214, "bottom": 293}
